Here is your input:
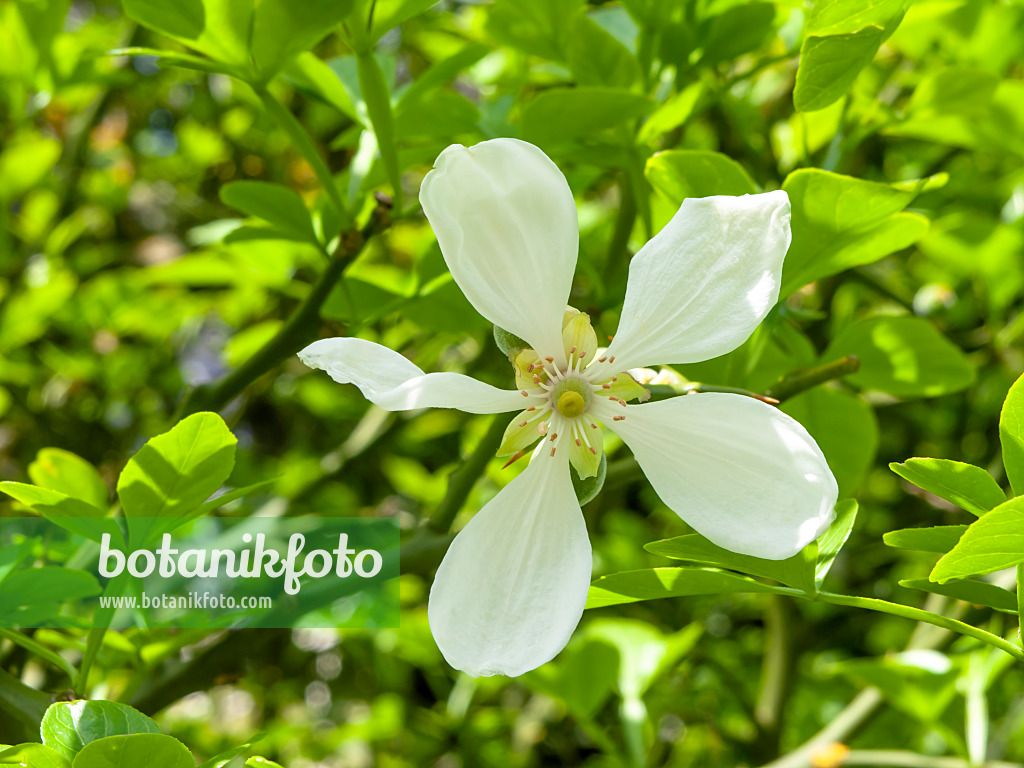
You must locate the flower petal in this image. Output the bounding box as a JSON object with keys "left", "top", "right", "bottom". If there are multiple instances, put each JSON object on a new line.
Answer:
{"left": 428, "top": 450, "right": 592, "bottom": 677}
{"left": 419, "top": 139, "right": 579, "bottom": 366}
{"left": 602, "top": 192, "right": 791, "bottom": 372}
{"left": 298, "top": 337, "right": 530, "bottom": 414}
{"left": 603, "top": 393, "right": 837, "bottom": 560}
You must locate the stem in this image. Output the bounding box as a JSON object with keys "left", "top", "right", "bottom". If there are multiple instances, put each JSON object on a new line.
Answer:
{"left": 428, "top": 415, "right": 508, "bottom": 534}
{"left": 841, "top": 751, "right": 1019, "bottom": 768}
{"left": 255, "top": 86, "right": 347, "bottom": 223}
{"left": 177, "top": 207, "right": 388, "bottom": 417}
{"left": 814, "top": 591, "right": 1024, "bottom": 661}
{"left": 764, "top": 356, "right": 860, "bottom": 402}
{"left": 753, "top": 596, "right": 796, "bottom": 761}
{"left": 1017, "top": 564, "right": 1023, "bottom": 647}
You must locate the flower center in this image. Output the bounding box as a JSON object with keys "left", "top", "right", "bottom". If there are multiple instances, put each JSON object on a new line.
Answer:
{"left": 556, "top": 391, "right": 586, "bottom": 418}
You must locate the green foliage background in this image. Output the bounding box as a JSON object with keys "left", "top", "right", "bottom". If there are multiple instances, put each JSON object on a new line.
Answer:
{"left": 2, "top": 0, "right": 1024, "bottom": 765}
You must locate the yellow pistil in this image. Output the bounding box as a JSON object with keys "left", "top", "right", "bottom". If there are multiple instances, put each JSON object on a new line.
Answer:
{"left": 557, "top": 391, "right": 586, "bottom": 418}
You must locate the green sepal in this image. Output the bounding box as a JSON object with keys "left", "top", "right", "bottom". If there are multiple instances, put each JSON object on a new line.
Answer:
{"left": 571, "top": 452, "right": 606, "bottom": 506}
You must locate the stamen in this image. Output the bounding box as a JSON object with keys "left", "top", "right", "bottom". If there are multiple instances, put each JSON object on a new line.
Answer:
{"left": 598, "top": 356, "right": 607, "bottom": 363}
{"left": 569, "top": 345, "right": 577, "bottom": 354}
{"left": 549, "top": 433, "right": 558, "bottom": 441}
{"left": 609, "top": 356, "right": 615, "bottom": 363}
{"left": 589, "top": 446, "right": 598, "bottom": 454}
{"left": 550, "top": 447, "right": 556, "bottom": 457}
{"left": 611, "top": 376, "right": 617, "bottom": 382}
{"left": 545, "top": 356, "right": 554, "bottom": 363}
{"left": 575, "top": 438, "right": 581, "bottom": 446}
{"left": 533, "top": 374, "right": 542, "bottom": 384}
{"left": 602, "top": 383, "right": 611, "bottom": 389}
{"left": 613, "top": 415, "right": 625, "bottom": 421}
{"left": 520, "top": 390, "right": 528, "bottom": 397}
{"left": 579, "top": 350, "right": 587, "bottom": 359}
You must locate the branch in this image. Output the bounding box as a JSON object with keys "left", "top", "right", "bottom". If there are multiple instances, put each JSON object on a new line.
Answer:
{"left": 764, "top": 356, "right": 860, "bottom": 402}
{"left": 176, "top": 200, "right": 390, "bottom": 418}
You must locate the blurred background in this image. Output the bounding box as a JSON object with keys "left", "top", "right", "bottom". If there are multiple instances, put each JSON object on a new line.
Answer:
{"left": 2, "top": 0, "right": 1024, "bottom": 765}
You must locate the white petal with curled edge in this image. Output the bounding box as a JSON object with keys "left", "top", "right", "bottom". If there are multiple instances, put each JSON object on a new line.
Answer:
{"left": 298, "top": 337, "right": 529, "bottom": 414}
{"left": 604, "top": 393, "right": 838, "bottom": 560}
{"left": 419, "top": 138, "right": 579, "bottom": 366}
{"left": 428, "top": 450, "right": 592, "bottom": 677}
{"left": 601, "top": 192, "right": 791, "bottom": 373}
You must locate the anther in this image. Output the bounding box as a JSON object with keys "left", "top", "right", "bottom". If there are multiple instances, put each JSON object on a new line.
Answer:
{"left": 550, "top": 447, "right": 556, "bottom": 457}
{"left": 545, "top": 356, "right": 554, "bottom": 363}
{"left": 533, "top": 374, "right": 542, "bottom": 384}
{"left": 518, "top": 421, "right": 527, "bottom": 427}
{"left": 589, "top": 446, "right": 597, "bottom": 454}
{"left": 609, "top": 356, "right": 615, "bottom": 363}
{"left": 613, "top": 415, "right": 625, "bottom": 421}
{"left": 602, "top": 383, "right": 611, "bottom": 389}
{"left": 579, "top": 350, "right": 587, "bottom": 358}
{"left": 550, "top": 433, "right": 558, "bottom": 441}
{"left": 598, "top": 356, "right": 607, "bottom": 363}
{"left": 520, "top": 390, "right": 528, "bottom": 397}
{"left": 569, "top": 346, "right": 577, "bottom": 354}
{"left": 611, "top": 376, "right": 617, "bottom": 382}
{"left": 575, "top": 438, "right": 581, "bottom": 446}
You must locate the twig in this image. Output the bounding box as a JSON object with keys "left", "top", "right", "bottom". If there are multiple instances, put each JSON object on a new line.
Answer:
{"left": 764, "top": 356, "right": 860, "bottom": 402}
{"left": 176, "top": 198, "right": 391, "bottom": 418}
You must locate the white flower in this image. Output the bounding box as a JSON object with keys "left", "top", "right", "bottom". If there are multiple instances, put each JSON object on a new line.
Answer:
{"left": 298, "top": 138, "right": 839, "bottom": 678}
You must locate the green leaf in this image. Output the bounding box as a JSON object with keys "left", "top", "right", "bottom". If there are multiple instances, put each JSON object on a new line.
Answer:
{"left": 492, "top": 325, "right": 528, "bottom": 357}
{"left": 890, "top": 459, "right": 1006, "bottom": 517}
{"left": 586, "top": 567, "right": 788, "bottom": 610}
{"left": 899, "top": 579, "right": 1018, "bottom": 613}
{"left": 120, "top": 0, "right": 253, "bottom": 73}
{"left": 0, "top": 628, "right": 78, "bottom": 680}
{"left": 636, "top": 83, "right": 705, "bottom": 144}
{"left": 357, "top": 52, "right": 402, "bottom": 212}
{"left": 194, "top": 733, "right": 266, "bottom": 768}
{"left": 0, "top": 134, "right": 62, "bottom": 202}
{"left": 0, "top": 744, "right": 71, "bottom": 768}
{"left": 567, "top": 11, "right": 641, "bottom": 88}
{"left": 525, "top": 634, "right": 619, "bottom": 720}
{"left": 905, "top": 67, "right": 1000, "bottom": 119}
{"left": 793, "top": 0, "right": 909, "bottom": 112}
{"left": 884, "top": 525, "right": 968, "bottom": 553}
{"left": 220, "top": 182, "right": 317, "bottom": 244}
{"left": 1000, "top": 373, "right": 1024, "bottom": 497}
{"left": 192, "top": 479, "right": 276, "bottom": 518}
{"left": 782, "top": 388, "right": 878, "bottom": 496}
{"left": 0, "top": 483, "right": 105, "bottom": 519}
{"left": 829, "top": 650, "right": 957, "bottom": 721}
{"left": 815, "top": 499, "right": 859, "bottom": 587}
{"left": 781, "top": 169, "right": 930, "bottom": 294}
{"left": 522, "top": 87, "right": 653, "bottom": 147}
{"left": 370, "top": 0, "right": 440, "bottom": 42}
{"left": 645, "top": 535, "right": 817, "bottom": 595}
{"left": 28, "top": 449, "right": 109, "bottom": 513}
{"left": 697, "top": 2, "right": 775, "bottom": 67}
{"left": 931, "top": 497, "right": 1024, "bottom": 583}
{"left": 107, "top": 47, "right": 245, "bottom": 77}
{"left": 246, "top": 759, "right": 285, "bottom": 768}
{"left": 484, "top": 0, "right": 584, "bottom": 61}
{"left": 41, "top": 701, "right": 162, "bottom": 761}
{"left": 248, "top": 0, "right": 355, "bottom": 81}
{"left": 645, "top": 150, "right": 756, "bottom": 204}
{"left": 116, "top": 412, "right": 237, "bottom": 546}
{"left": 70, "top": 735, "right": 193, "bottom": 768}
{"left": 824, "top": 316, "right": 974, "bottom": 398}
